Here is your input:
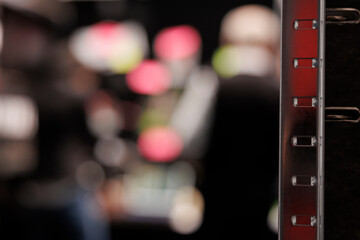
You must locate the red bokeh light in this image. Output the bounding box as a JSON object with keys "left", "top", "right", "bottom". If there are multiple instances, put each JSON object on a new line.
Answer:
{"left": 154, "top": 25, "right": 201, "bottom": 60}
{"left": 126, "top": 60, "right": 171, "bottom": 95}
{"left": 137, "top": 126, "right": 183, "bottom": 162}
{"left": 87, "top": 21, "right": 126, "bottom": 59}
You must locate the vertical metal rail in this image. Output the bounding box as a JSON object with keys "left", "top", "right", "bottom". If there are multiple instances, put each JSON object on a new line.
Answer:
{"left": 279, "top": 0, "right": 325, "bottom": 240}
{"left": 317, "top": 2, "right": 325, "bottom": 240}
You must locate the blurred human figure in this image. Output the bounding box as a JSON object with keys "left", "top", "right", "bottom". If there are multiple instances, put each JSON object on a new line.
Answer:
{"left": 199, "top": 4, "right": 280, "bottom": 239}
{"left": 199, "top": 74, "right": 279, "bottom": 239}
{"left": 214, "top": 4, "right": 281, "bottom": 82}
{"left": 219, "top": 4, "right": 280, "bottom": 50}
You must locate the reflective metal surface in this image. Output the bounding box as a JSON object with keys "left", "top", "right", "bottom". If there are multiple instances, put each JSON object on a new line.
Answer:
{"left": 279, "top": 0, "right": 325, "bottom": 239}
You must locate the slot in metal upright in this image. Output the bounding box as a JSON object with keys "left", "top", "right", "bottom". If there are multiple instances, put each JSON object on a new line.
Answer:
{"left": 279, "top": 0, "right": 325, "bottom": 239}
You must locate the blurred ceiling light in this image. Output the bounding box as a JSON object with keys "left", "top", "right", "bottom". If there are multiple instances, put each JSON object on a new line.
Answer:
{"left": 0, "top": 94, "right": 38, "bottom": 140}
{"left": 122, "top": 21, "right": 149, "bottom": 57}
{"left": 126, "top": 60, "right": 171, "bottom": 95}
{"left": 169, "top": 186, "right": 204, "bottom": 235}
{"left": 211, "top": 44, "right": 275, "bottom": 79}
{"left": 85, "top": 91, "right": 123, "bottom": 138}
{"left": 109, "top": 21, "right": 149, "bottom": 74}
{"left": 69, "top": 20, "right": 148, "bottom": 74}
{"left": 220, "top": 4, "right": 280, "bottom": 49}
{"left": 154, "top": 25, "right": 202, "bottom": 88}
{"left": 0, "top": 0, "right": 75, "bottom": 25}
{"left": 94, "top": 137, "right": 128, "bottom": 168}
{"left": 267, "top": 200, "right": 279, "bottom": 234}
{"left": 76, "top": 160, "right": 105, "bottom": 191}
{"left": 137, "top": 126, "right": 183, "bottom": 163}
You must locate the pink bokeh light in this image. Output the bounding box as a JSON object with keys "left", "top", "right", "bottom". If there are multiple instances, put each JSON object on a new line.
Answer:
{"left": 154, "top": 25, "right": 201, "bottom": 60}
{"left": 126, "top": 60, "right": 171, "bottom": 95}
{"left": 137, "top": 126, "right": 183, "bottom": 162}
{"left": 87, "top": 21, "right": 126, "bottom": 59}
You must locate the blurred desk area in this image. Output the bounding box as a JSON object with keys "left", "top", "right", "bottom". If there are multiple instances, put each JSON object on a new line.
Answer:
{"left": 0, "top": 0, "right": 280, "bottom": 239}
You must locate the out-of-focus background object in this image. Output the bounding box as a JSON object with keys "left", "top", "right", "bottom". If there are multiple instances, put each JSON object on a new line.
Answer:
{"left": 0, "top": 0, "right": 280, "bottom": 239}
{"left": 69, "top": 20, "right": 148, "bottom": 74}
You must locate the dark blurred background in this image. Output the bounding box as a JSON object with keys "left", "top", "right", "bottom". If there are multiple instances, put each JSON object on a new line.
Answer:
{"left": 0, "top": 0, "right": 280, "bottom": 239}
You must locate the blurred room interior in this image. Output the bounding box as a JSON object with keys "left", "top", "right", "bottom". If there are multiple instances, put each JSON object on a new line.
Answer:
{"left": 0, "top": 0, "right": 280, "bottom": 239}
